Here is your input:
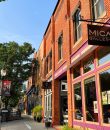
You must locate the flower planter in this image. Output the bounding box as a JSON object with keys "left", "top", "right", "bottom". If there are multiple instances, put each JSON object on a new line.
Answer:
{"left": 45, "top": 121, "right": 51, "bottom": 127}
{"left": 37, "top": 116, "right": 42, "bottom": 122}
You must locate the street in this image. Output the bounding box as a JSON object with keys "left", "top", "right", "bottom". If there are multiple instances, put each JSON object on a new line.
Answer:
{"left": 1, "top": 115, "right": 55, "bottom": 130}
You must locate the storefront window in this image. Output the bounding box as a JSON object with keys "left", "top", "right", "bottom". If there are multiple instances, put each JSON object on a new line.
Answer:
{"left": 98, "top": 47, "right": 110, "bottom": 65}
{"left": 83, "top": 55, "right": 94, "bottom": 73}
{"left": 74, "top": 82, "right": 83, "bottom": 120}
{"left": 44, "top": 89, "right": 52, "bottom": 117}
{"left": 99, "top": 69, "right": 110, "bottom": 124}
{"left": 84, "top": 76, "right": 98, "bottom": 122}
{"left": 73, "top": 64, "right": 81, "bottom": 78}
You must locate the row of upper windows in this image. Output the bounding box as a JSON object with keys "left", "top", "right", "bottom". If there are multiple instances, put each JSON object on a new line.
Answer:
{"left": 73, "top": 46, "right": 110, "bottom": 79}
{"left": 58, "top": 0, "right": 105, "bottom": 61}
{"left": 45, "top": 0, "right": 105, "bottom": 74}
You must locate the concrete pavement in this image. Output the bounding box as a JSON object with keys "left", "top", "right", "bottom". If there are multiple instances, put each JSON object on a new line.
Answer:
{"left": 1, "top": 114, "right": 56, "bottom": 130}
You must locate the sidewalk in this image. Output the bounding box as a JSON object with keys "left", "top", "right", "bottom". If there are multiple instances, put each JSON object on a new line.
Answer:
{"left": 27, "top": 114, "right": 56, "bottom": 130}
{"left": 1, "top": 114, "right": 56, "bottom": 130}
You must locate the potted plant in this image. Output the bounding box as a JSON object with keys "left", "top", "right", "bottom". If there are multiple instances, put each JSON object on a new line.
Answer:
{"left": 36, "top": 113, "right": 42, "bottom": 122}
{"left": 32, "top": 105, "right": 42, "bottom": 122}
{"left": 45, "top": 117, "right": 51, "bottom": 128}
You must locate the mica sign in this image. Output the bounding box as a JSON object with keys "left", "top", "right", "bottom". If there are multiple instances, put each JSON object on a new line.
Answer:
{"left": 88, "top": 24, "right": 110, "bottom": 46}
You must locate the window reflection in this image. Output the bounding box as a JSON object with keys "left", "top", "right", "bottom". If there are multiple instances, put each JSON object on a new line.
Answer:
{"left": 98, "top": 47, "right": 110, "bottom": 65}
{"left": 73, "top": 7, "right": 82, "bottom": 42}
{"left": 84, "top": 77, "right": 98, "bottom": 122}
{"left": 99, "top": 69, "right": 110, "bottom": 124}
{"left": 73, "top": 64, "right": 81, "bottom": 78}
{"left": 74, "top": 82, "right": 83, "bottom": 120}
{"left": 91, "top": 0, "right": 105, "bottom": 19}
{"left": 83, "top": 55, "right": 94, "bottom": 73}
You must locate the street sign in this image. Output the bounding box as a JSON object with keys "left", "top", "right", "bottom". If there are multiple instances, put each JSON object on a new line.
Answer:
{"left": 88, "top": 24, "right": 110, "bottom": 46}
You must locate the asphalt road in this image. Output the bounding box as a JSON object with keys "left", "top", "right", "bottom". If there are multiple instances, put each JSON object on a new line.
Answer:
{"left": 1, "top": 115, "right": 55, "bottom": 130}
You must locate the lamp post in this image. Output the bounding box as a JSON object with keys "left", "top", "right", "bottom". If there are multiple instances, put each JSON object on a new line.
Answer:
{"left": 0, "top": 69, "right": 6, "bottom": 128}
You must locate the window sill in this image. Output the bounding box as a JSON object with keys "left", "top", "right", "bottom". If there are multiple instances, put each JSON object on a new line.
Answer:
{"left": 93, "top": 11, "right": 107, "bottom": 24}
{"left": 49, "top": 70, "right": 52, "bottom": 74}
{"left": 73, "top": 37, "right": 82, "bottom": 48}
{"left": 85, "top": 121, "right": 99, "bottom": 125}
{"left": 73, "top": 119, "right": 83, "bottom": 122}
{"left": 103, "top": 123, "right": 110, "bottom": 127}
{"left": 58, "top": 58, "right": 63, "bottom": 64}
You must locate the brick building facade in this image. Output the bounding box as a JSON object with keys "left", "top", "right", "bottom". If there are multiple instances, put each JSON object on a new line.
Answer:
{"left": 38, "top": 0, "right": 110, "bottom": 129}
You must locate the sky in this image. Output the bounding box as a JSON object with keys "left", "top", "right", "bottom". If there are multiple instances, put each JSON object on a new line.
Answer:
{"left": 0, "top": 0, "right": 58, "bottom": 50}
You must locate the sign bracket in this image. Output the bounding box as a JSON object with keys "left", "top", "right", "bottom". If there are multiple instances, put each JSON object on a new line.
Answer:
{"left": 79, "top": 19, "right": 110, "bottom": 25}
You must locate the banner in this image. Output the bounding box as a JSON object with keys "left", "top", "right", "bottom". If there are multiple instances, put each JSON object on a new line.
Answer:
{"left": 88, "top": 24, "right": 110, "bottom": 46}
{"left": 2, "top": 80, "right": 11, "bottom": 96}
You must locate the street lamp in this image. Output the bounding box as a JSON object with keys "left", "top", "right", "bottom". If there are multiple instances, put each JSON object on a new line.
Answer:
{"left": 0, "top": 69, "right": 6, "bottom": 129}
{"left": 1, "top": 69, "right": 6, "bottom": 77}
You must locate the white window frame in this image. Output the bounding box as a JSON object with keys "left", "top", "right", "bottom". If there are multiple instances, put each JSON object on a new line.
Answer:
{"left": 44, "top": 89, "right": 52, "bottom": 117}
{"left": 61, "top": 80, "right": 67, "bottom": 91}
{"left": 92, "top": 0, "right": 105, "bottom": 19}
{"left": 58, "top": 34, "right": 63, "bottom": 61}
{"left": 74, "top": 8, "right": 82, "bottom": 42}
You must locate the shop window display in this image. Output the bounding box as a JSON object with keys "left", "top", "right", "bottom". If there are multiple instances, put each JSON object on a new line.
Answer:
{"left": 98, "top": 47, "right": 110, "bottom": 65}
{"left": 99, "top": 69, "right": 110, "bottom": 124}
{"left": 74, "top": 82, "right": 83, "bottom": 120}
{"left": 84, "top": 77, "right": 98, "bottom": 122}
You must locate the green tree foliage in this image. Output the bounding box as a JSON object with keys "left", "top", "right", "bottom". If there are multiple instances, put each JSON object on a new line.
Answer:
{"left": 0, "top": 41, "right": 36, "bottom": 108}
{"left": 0, "top": 0, "right": 5, "bottom": 2}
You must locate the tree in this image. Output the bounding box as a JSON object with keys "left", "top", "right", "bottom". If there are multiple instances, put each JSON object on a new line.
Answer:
{"left": 0, "top": 41, "right": 37, "bottom": 108}
{"left": 0, "top": 0, "right": 5, "bottom": 2}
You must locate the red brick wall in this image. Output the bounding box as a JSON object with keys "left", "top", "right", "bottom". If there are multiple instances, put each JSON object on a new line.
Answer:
{"left": 41, "top": 0, "right": 110, "bottom": 127}
{"left": 45, "top": 26, "right": 52, "bottom": 56}
{"left": 52, "top": 79, "right": 60, "bottom": 125}
{"left": 70, "top": 0, "right": 110, "bottom": 56}
{"left": 43, "top": 23, "right": 52, "bottom": 79}
{"left": 54, "top": 0, "right": 69, "bottom": 71}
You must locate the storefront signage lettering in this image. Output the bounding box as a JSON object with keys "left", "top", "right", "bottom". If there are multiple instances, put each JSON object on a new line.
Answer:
{"left": 88, "top": 24, "right": 110, "bottom": 46}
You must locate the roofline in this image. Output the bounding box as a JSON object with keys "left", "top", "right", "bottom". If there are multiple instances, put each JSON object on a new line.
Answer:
{"left": 44, "top": 0, "right": 60, "bottom": 36}
{"left": 52, "top": 0, "right": 60, "bottom": 16}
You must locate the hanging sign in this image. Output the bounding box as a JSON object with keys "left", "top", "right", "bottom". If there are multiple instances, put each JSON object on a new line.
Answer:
{"left": 2, "top": 80, "right": 11, "bottom": 96}
{"left": 88, "top": 24, "right": 110, "bottom": 46}
{"left": 42, "top": 81, "right": 51, "bottom": 89}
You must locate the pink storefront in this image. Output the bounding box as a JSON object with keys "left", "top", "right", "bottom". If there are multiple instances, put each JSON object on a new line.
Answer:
{"left": 70, "top": 34, "right": 110, "bottom": 130}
